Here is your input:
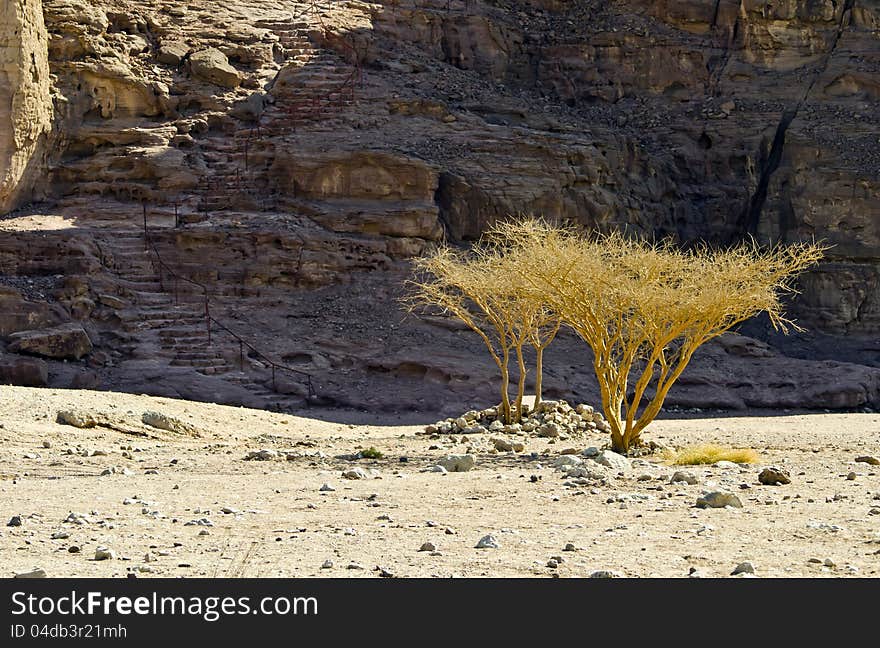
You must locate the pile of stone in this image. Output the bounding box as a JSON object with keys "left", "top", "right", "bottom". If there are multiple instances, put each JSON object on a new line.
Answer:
{"left": 424, "top": 400, "right": 611, "bottom": 439}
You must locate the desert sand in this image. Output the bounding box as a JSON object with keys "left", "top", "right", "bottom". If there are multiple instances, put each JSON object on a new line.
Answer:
{"left": 1, "top": 385, "right": 878, "bottom": 578}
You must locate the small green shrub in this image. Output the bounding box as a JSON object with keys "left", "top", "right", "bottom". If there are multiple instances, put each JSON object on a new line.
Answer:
{"left": 359, "top": 447, "right": 384, "bottom": 459}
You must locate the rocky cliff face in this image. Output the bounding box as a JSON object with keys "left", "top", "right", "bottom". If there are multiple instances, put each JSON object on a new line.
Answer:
{"left": 0, "top": 0, "right": 878, "bottom": 413}
{"left": 0, "top": 0, "right": 52, "bottom": 213}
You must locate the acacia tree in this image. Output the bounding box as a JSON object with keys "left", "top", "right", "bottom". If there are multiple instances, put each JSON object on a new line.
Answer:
{"left": 513, "top": 222, "right": 825, "bottom": 453}
{"left": 483, "top": 220, "right": 561, "bottom": 408}
{"left": 406, "top": 238, "right": 561, "bottom": 424}
{"left": 406, "top": 247, "right": 529, "bottom": 424}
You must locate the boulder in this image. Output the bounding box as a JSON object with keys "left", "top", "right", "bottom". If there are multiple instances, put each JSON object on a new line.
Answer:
{"left": 189, "top": 48, "right": 241, "bottom": 88}
{"left": 56, "top": 410, "right": 97, "bottom": 428}
{"left": 7, "top": 323, "right": 92, "bottom": 360}
{"left": 592, "top": 450, "right": 631, "bottom": 472}
{"left": 157, "top": 40, "right": 190, "bottom": 66}
{"left": 141, "top": 411, "right": 199, "bottom": 436}
{"left": 436, "top": 454, "right": 475, "bottom": 472}
{"left": 0, "top": 355, "right": 48, "bottom": 386}
{"left": 0, "top": 288, "right": 63, "bottom": 337}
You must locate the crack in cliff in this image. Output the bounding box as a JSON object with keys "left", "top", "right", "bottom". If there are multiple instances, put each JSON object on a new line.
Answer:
{"left": 710, "top": 0, "right": 723, "bottom": 30}
{"left": 740, "top": 0, "right": 855, "bottom": 239}
{"left": 705, "top": 1, "right": 741, "bottom": 98}
{"left": 742, "top": 107, "right": 797, "bottom": 236}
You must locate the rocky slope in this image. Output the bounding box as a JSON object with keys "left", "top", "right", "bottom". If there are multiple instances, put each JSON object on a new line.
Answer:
{"left": 0, "top": 0, "right": 878, "bottom": 413}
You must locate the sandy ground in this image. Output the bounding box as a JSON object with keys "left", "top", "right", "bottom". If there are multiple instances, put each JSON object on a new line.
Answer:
{"left": 1, "top": 386, "right": 878, "bottom": 578}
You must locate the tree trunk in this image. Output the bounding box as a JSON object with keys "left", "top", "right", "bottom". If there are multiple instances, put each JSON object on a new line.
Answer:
{"left": 499, "top": 348, "right": 511, "bottom": 424}
{"left": 514, "top": 344, "right": 526, "bottom": 423}
{"left": 606, "top": 396, "right": 627, "bottom": 453}
{"left": 608, "top": 415, "right": 626, "bottom": 453}
{"left": 534, "top": 346, "right": 544, "bottom": 408}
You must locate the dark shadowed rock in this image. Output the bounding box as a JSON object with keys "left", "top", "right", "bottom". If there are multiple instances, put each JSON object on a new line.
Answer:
{"left": 8, "top": 323, "right": 92, "bottom": 360}
{"left": 0, "top": 355, "right": 48, "bottom": 386}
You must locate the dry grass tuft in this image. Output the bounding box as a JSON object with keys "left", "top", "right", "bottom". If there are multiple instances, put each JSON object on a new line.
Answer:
{"left": 666, "top": 444, "right": 759, "bottom": 465}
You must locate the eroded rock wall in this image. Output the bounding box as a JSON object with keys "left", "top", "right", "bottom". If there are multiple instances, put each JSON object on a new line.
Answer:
{"left": 0, "top": 0, "right": 52, "bottom": 212}
{"left": 9, "top": 0, "right": 877, "bottom": 337}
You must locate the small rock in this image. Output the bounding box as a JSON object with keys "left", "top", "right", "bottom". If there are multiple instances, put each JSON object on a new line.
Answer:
{"left": 590, "top": 570, "right": 623, "bottom": 578}
{"left": 847, "top": 472, "right": 857, "bottom": 480}
{"left": 245, "top": 449, "right": 278, "bottom": 461}
{"left": 64, "top": 512, "right": 92, "bottom": 525}
{"left": 14, "top": 568, "right": 47, "bottom": 578}
{"left": 855, "top": 456, "right": 880, "bottom": 466}
{"left": 94, "top": 546, "right": 116, "bottom": 561}
{"left": 419, "top": 541, "right": 436, "bottom": 552}
{"left": 670, "top": 470, "right": 699, "bottom": 485}
{"left": 342, "top": 467, "right": 370, "bottom": 480}
{"left": 553, "top": 455, "right": 584, "bottom": 469}
{"left": 319, "top": 483, "right": 335, "bottom": 491}
{"left": 321, "top": 560, "right": 333, "bottom": 569}
{"left": 563, "top": 542, "right": 577, "bottom": 552}
{"left": 758, "top": 467, "right": 791, "bottom": 485}
{"left": 184, "top": 518, "right": 214, "bottom": 527}
{"left": 731, "top": 561, "right": 755, "bottom": 575}
{"left": 475, "top": 534, "right": 500, "bottom": 549}
{"left": 696, "top": 491, "right": 743, "bottom": 509}
{"left": 537, "top": 423, "right": 561, "bottom": 438}
{"left": 7, "top": 515, "right": 22, "bottom": 527}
